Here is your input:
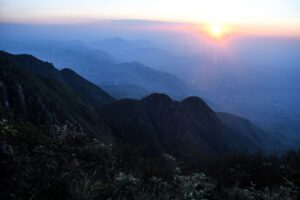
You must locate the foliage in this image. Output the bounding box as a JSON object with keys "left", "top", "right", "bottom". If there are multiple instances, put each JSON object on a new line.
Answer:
{"left": 0, "top": 118, "right": 299, "bottom": 199}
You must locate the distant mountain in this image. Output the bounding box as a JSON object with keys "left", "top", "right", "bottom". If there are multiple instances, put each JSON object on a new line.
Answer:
{"left": 90, "top": 38, "right": 197, "bottom": 78}
{"left": 100, "top": 83, "right": 151, "bottom": 99}
{"left": 0, "top": 51, "right": 282, "bottom": 159}
{"left": 90, "top": 37, "right": 156, "bottom": 52}
{"left": 87, "top": 61, "right": 191, "bottom": 99}
{"left": 41, "top": 48, "right": 192, "bottom": 99}
{"left": 0, "top": 40, "right": 193, "bottom": 99}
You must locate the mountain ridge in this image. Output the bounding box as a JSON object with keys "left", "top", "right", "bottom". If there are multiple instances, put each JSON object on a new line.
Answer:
{"left": 0, "top": 51, "right": 283, "bottom": 159}
{"left": 0, "top": 50, "right": 116, "bottom": 105}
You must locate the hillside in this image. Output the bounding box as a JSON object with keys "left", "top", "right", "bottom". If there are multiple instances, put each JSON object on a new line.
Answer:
{"left": 100, "top": 94, "right": 281, "bottom": 157}
{"left": 217, "top": 112, "right": 283, "bottom": 152}
{"left": 0, "top": 52, "right": 114, "bottom": 139}
{"left": 0, "top": 50, "right": 115, "bottom": 105}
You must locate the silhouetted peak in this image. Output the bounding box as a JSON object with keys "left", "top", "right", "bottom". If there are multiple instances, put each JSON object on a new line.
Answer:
{"left": 181, "top": 96, "right": 212, "bottom": 112}
{"left": 0, "top": 50, "right": 12, "bottom": 57}
{"left": 142, "top": 93, "right": 173, "bottom": 104}
{"left": 0, "top": 51, "right": 115, "bottom": 105}
{"left": 0, "top": 51, "right": 59, "bottom": 79}
{"left": 60, "top": 68, "right": 77, "bottom": 76}
{"left": 181, "top": 96, "right": 219, "bottom": 124}
{"left": 181, "top": 96, "right": 206, "bottom": 105}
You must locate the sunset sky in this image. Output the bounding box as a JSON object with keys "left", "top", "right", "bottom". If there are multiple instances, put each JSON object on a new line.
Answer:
{"left": 1, "top": 0, "right": 300, "bottom": 37}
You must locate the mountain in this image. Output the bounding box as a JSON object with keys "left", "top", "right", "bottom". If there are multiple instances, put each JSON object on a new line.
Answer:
{"left": 0, "top": 40, "right": 193, "bottom": 99}
{"left": 90, "top": 37, "right": 156, "bottom": 52}
{"left": 0, "top": 51, "right": 282, "bottom": 159}
{"left": 100, "top": 94, "right": 281, "bottom": 157}
{"left": 87, "top": 61, "right": 191, "bottom": 99}
{"left": 89, "top": 38, "right": 205, "bottom": 81}
{"left": 100, "top": 83, "right": 151, "bottom": 99}
{"left": 217, "top": 112, "right": 283, "bottom": 152}
{"left": 0, "top": 51, "right": 115, "bottom": 138}
{"left": 44, "top": 48, "right": 192, "bottom": 99}
{"left": 0, "top": 51, "right": 115, "bottom": 105}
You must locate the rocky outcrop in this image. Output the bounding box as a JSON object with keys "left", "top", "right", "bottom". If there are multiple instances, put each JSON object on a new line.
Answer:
{"left": 13, "top": 81, "right": 27, "bottom": 115}
{"left": 0, "top": 82, "right": 9, "bottom": 107}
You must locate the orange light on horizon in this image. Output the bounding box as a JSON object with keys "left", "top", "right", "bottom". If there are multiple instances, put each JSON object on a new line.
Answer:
{"left": 199, "top": 24, "right": 231, "bottom": 41}
{"left": 209, "top": 25, "right": 224, "bottom": 38}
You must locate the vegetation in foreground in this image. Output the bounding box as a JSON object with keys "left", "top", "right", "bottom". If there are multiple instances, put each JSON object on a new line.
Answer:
{"left": 0, "top": 115, "right": 299, "bottom": 200}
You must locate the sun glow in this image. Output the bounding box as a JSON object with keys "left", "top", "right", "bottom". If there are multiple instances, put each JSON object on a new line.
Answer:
{"left": 210, "top": 25, "right": 223, "bottom": 37}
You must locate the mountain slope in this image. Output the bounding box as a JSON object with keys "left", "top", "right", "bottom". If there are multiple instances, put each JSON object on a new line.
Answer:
{"left": 100, "top": 94, "right": 279, "bottom": 157}
{"left": 60, "top": 68, "right": 115, "bottom": 105}
{"left": 0, "top": 52, "right": 113, "bottom": 138}
{"left": 0, "top": 50, "right": 115, "bottom": 105}
{"left": 217, "top": 112, "right": 283, "bottom": 152}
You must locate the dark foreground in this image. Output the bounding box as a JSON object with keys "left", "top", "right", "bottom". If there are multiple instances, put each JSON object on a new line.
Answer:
{"left": 1, "top": 117, "right": 299, "bottom": 200}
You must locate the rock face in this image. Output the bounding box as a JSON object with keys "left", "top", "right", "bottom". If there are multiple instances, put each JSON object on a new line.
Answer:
{"left": 0, "top": 81, "right": 9, "bottom": 108}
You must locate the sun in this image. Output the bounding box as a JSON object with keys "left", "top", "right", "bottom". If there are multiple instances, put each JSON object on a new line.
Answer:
{"left": 209, "top": 25, "right": 223, "bottom": 37}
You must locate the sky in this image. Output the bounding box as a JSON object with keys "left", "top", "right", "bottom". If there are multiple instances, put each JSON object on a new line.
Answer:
{"left": 0, "top": 0, "right": 300, "bottom": 36}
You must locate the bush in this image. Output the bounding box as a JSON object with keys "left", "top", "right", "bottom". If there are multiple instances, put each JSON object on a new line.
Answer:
{"left": 0, "top": 117, "right": 299, "bottom": 199}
